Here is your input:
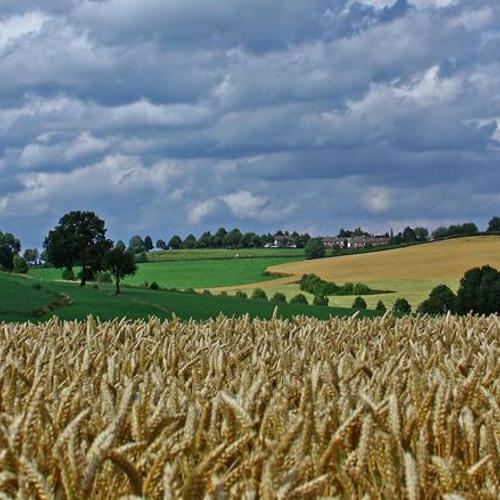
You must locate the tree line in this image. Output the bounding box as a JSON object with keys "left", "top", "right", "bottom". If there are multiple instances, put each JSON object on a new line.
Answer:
{"left": 122, "top": 229, "right": 312, "bottom": 254}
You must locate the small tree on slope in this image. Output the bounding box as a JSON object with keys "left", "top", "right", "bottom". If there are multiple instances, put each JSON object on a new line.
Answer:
{"left": 103, "top": 247, "right": 138, "bottom": 295}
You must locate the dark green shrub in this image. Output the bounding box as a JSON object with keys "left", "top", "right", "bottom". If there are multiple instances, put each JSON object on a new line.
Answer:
{"left": 202, "top": 289, "right": 212, "bottom": 295}
{"left": 184, "top": 288, "right": 196, "bottom": 294}
{"left": 251, "top": 288, "right": 268, "bottom": 301}
{"left": 149, "top": 281, "right": 160, "bottom": 290}
{"left": 271, "top": 292, "right": 287, "bottom": 303}
{"left": 235, "top": 290, "right": 248, "bottom": 299}
{"left": 62, "top": 268, "right": 76, "bottom": 281}
{"left": 352, "top": 296, "right": 367, "bottom": 310}
{"left": 418, "top": 285, "right": 457, "bottom": 315}
{"left": 353, "top": 283, "right": 371, "bottom": 295}
{"left": 32, "top": 283, "right": 42, "bottom": 290}
{"left": 393, "top": 298, "right": 412, "bottom": 314}
{"left": 220, "top": 291, "right": 228, "bottom": 297}
{"left": 313, "top": 295, "right": 329, "bottom": 306}
{"left": 305, "top": 238, "right": 325, "bottom": 259}
{"left": 299, "top": 273, "right": 383, "bottom": 296}
{"left": 375, "top": 300, "right": 387, "bottom": 312}
{"left": 290, "top": 293, "right": 308, "bottom": 305}
{"left": 13, "top": 255, "right": 29, "bottom": 274}
{"left": 97, "top": 271, "right": 113, "bottom": 283}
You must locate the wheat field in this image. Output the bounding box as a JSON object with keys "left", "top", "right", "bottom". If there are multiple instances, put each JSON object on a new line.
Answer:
{"left": 0, "top": 314, "right": 498, "bottom": 499}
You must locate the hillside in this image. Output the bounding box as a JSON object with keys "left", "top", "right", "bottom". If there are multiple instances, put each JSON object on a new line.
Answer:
{"left": 267, "top": 236, "right": 500, "bottom": 281}
{"left": 0, "top": 272, "right": 379, "bottom": 323}
{"left": 222, "top": 236, "right": 500, "bottom": 308}
{"left": 31, "top": 256, "right": 302, "bottom": 289}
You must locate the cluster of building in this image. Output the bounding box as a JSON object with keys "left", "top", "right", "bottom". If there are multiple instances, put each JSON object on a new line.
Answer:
{"left": 264, "top": 235, "right": 298, "bottom": 248}
{"left": 321, "top": 235, "right": 391, "bottom": 249}
{"left": 265, "top": 234, "right": 392, "bottom": 249}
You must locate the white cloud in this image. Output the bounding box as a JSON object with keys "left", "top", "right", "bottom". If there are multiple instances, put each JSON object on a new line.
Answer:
{"left": 0, "top": 155, "right": 183, "bottom": 217}
{"left": 187, "top": 190, "right": 298, "bottom": 224}
{"left": 17, "top": 131, "right": 108, "bottom": 168}
{"left": 221, "top": 191, "right": 267, "bottom": 218}
{"left": 187, "top": 199, "right": 220, "bottom": 224}
{"left": 449, "top": 6, "right": 495, "bottom": 31}
{"left": 0, "top": 11, "right": 47, "bottom": 51}
{"left": 363, "top": 187, "right": 392, "bottom": 213}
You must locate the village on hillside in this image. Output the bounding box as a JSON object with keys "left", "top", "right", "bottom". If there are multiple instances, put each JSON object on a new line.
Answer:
{"left": 265, "top": 233, "right": 391, "bottom": 249}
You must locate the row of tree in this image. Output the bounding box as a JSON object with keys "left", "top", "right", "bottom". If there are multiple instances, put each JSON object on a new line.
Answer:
{"left": 123, "top": 229, "right": 312, "bottom": 254}
{"left": 338, "top": 216, "right": 500, "bottom": 245}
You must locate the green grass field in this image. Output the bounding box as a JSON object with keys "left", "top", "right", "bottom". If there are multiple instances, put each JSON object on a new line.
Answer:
{"left": 31, "top": 257, "right": 302, "bottom": 289}
{"left": 147, "top": 247, "right": 305, "bottom": 261}
{"left": 0, "top": 272, "right": 379, "bottom": 323}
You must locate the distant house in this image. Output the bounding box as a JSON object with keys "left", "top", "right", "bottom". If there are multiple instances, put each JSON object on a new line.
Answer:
{"left": 322, "top": 236, "right": 348, "bottom": 249}
{"left": 264, "top": 235, "right": 297, "bottom": 248}
{"left": 321, "top": 234, "right": 390, "bottom": 249}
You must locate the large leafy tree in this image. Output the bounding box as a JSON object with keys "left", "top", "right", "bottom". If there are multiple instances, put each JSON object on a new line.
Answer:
{"left": 414, "top": 227, "right": 429, "bottom": 241}
{"left": 183, "top": 234, "right": 197, "bottom": 249}
{"left": 168, "top": 235, "right": 183, "bottom": 249}
{"left": 128, "top": 235, "right": 145, "bottom": 254}
{"left": 0, "top": 230, "right": 21, "bottom": 270}
{"left": 213, "top": 227, "right": 228, "bottom": 247}
{"left": 115, "top": 240, "right": 127, "bottom": 252}
{"left": 455, "top": 266, "right": 500, "bottom": 315}
{"left": 392, "top": 298, "right": 412, "bottom": 314}
{"left": 23, "top": 248, "right": 39, "bottom": 264}
{"left": 402, "top": 226, "right": 417, "bottom": 243}
{"left": 197, "top": 231, "right": 212, "bottom": 248}
{"left": 487, "top": 216, "right": 500, "bottom": 233}
{"left": 156, "top": 239, "right": 167, "bottom": 250}
{"left": 144, "top": 235, "right": 154, "bottom": 252}
{"left": 305, "top": 237, "right": 325, "bottom": 259}
{"left": 44, "top": 211, "right": 112, "bottom": 286}
{"left": 418, "top": 285, "right": 457, "bottom": 315}
{"left": 103, "top": 247, "right": 137, "bottom": 295}
{"left": 227, "top": 228, "right": 243, "bottom": 248}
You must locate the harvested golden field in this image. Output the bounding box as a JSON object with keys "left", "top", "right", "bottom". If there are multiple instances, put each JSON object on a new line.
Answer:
{"left": 0, "top": 314, "right": 499, "bottom": 498}
{"left": 221, "top": 236, "right": 500, "bottom": 308}
{"left": 265, "top": 236, "right": 500, "bottom": 284}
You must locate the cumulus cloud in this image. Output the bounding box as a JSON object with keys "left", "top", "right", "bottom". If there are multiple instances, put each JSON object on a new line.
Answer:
{"left": 16, "top": 131, "right": 108, "bottom": 169}
{"left": 363, "top": 187, "right": 392, "bottom": 213}
{"left": 0, "top": 0, "right": 499, "bottom": 246}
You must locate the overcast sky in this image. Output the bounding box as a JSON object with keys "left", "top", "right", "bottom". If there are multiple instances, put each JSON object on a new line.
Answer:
{"left": 1, "top": 0, "right": 499, "bottom": 247}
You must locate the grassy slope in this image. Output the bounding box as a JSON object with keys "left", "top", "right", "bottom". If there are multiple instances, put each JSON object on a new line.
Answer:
{"left": 220, "top": 236, "right": 500, "bottom": 308}
{"left": 0, "top": 272, "right": 379, "bottom": 323}
{"left": 31, "top": 257, "right": 302, "bottom": 289}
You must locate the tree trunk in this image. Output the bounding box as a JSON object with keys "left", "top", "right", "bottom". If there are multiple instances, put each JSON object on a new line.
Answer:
{"left": 80, "top": 267, "right": 86, "bottom": 287}
{"left": 115, "top": 272, "right": 120, "bottom": 295}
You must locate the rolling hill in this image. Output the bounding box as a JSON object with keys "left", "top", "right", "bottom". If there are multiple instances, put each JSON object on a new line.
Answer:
{"left": 0, "top": 271, "right": 380, "bottom": 323}
{"left": 220, "top": 236, "right": 500, "bottom": 308}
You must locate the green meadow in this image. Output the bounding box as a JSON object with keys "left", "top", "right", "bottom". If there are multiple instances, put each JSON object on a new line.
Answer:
{"left": 0, "top": 271, "right": 379, "bottom": 323}
{"left": 30, "top": 256, "right": 302, "bottom": 289}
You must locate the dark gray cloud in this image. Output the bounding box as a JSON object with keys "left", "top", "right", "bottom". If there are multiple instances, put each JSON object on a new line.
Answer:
{"left": 0, "top": 0, "right": 499, "bottom": 247}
